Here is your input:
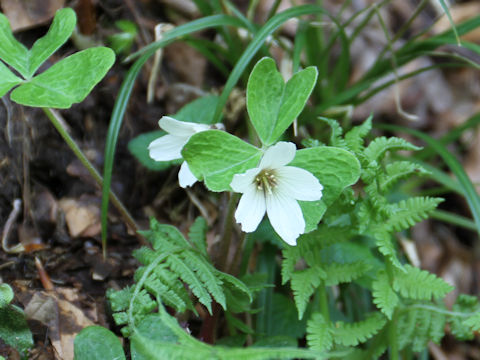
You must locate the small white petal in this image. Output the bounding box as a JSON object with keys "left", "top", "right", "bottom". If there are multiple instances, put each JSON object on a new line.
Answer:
{"left": 230, "top": 167, "right": 261, "bottom": 193}
{"left": 234, "top": 187, "right": 266, "bottom": 233}
{"left": 266, "top": 192, "right": 305, "bottom": 246}
{"left": 259, "top": 142, "right": 296, "bottom": 170}
{"left": 178, "top": 161, "right": 198, "bottom": 188}
{"left": 160, "top": 116, "right": 210, "bottom": 137}
{"left": 148, "top": 134, "right": 185, "bottom": 161}
{"left": 275, "top": 166, "right": 323, "bottom": 201}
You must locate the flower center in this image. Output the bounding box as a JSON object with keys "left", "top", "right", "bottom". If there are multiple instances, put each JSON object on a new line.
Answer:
{"left": 255, "top": 169, "right": 278, "bottom": 195}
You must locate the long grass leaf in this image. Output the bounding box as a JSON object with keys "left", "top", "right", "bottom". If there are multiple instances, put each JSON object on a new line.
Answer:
{"left": 437, "top": 0, "right": 461, "bottom": 45}
{"left": 102, "top": 15, "right": 247, "bottom": 253}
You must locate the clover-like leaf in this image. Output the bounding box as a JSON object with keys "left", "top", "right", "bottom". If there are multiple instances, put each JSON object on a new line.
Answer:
{"left": 0, "top": 61, "right": 22, "bottom": 97}
{"left": 0, "top": 8, "right": 76, "bottom": 79}
{"left": 247, "top": 57, "right": 317, "bottom": 146}
{"left": 10, "top": 47, "right": 115, "bottom": 108}
{"left": 291, "top": 147, "right": 360, "bottom": 231}
{"left": 182, "top": 130, "right": 262, "bottom": 192}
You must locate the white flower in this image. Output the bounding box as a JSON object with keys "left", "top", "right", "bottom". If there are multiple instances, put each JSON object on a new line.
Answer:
{"left": 230, "top": 142, "right": 323, "bottom": 246}
{"left": 148, "top": 116, "right": 219, "bottom": 188}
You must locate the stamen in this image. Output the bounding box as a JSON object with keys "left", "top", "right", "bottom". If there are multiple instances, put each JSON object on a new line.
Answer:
{"left": 254, "top": 169, "right": 278, "bottom": 195}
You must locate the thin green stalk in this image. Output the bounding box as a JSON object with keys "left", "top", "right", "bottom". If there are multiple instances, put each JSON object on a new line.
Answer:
{"left": 318, "top": 281, "right": 330, "bottom": 323}
{"left": 388, "top": 309, "right": 399, "bottom": 360}
{"left": 431, "top": 210, "right": 477, "bottom": 232}
{"left": 217, "top": 192, "right": 240, "bottom": 272}
{"left": 42, "top": 108, "right": 141, "bottom": 256}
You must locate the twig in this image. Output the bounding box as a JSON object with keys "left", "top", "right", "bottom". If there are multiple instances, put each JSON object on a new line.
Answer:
{"left": 2, "top": 199, "right": 24, "bottom": 253}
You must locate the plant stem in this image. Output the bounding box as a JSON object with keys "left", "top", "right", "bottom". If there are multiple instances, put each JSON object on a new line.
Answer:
{"left": 318, "top": 281, "right": 330, "bottom": 323}
{"left": 42, "top": 108, "right": 143, "bottom": 256}
{"left": 385, "top": 258, "right": 399, "bottom": 360}
{"left": 217, "top": 192, "right": 240, "bottom": 272}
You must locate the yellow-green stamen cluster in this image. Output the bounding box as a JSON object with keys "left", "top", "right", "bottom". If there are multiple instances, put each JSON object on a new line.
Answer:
{"left": 255, "top": 170, "right": 278, "bottom": 195}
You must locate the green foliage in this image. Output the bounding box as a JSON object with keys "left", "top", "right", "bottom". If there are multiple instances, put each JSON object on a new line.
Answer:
{"left": 306, "top": 313, "right": 333, "bottom": 352}
{"left": 393, "top": 265, "right": 453, "bottom": 301}
{"left": 0, "top": 284, "right": 33, "bottom": 358}
{"left": 246, "top": 57, "right": 318, "bottom": 145}
{"left": 0, "top": 8, "right": 115, "bottom": 108}
{"left": 74, "top": 326, "right": 126, "bottom": 360}
{"left": 107, "top": 218, "right": 252, "bottom": 336}
{"left": 108, "top": 20, "right": 138, "bottom": 55}
{"left": 372, "top": 271, "right": 399, "bottom": 319}
{"left": 450, "top": 294, "right": 480, "bottom": 340}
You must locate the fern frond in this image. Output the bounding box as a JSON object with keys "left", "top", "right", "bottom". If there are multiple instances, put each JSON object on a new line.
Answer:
{"left": 333, "top": 312, "right": 387, "bottom": 347}
{"left": 380, "top": 161, "right": 429, "bottom": 193}
{"left": 281, "top": 246, "right": 301, "bottom": 284}
{"left": 451, "top": 294, "right": 480, "bottom": 340}
{"left": 306, "top": 313, "right": 334, "bottom": 352}
{"left": 344, "top": 115, "right": 372, "bottom": 154}
{"left": 364, "top": 136, "right": 421, "bottom": 162}
{"left": 291, "top": 265, "right": 326, "bottom": 319}
{"left": 397, "top": 303, "right": 446, "bottom": 351}
{"left": 372, "top": 270, "right": 399, "bottom": 319}
{"left": 393, "top": 265, "right": 453, "bottom": 300}
{"left": 108, "top": 219, "right": 251, "bottom": 335}
{"left": 386, "top": 197, "right": 443, "bottom": 232}
{"left": 188, "top": 216, "right": 208, "bottom": 256}
{"left": 372, "top": 228, "right": 403, "bottom": 270}
{"left": 323, "top": 261, "right": 372, "bottom": 286}
{"left": 318, "top": 117, "right": 346, "bottom": 147}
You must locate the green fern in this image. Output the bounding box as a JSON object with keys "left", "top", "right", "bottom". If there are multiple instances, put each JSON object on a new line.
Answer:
{"left": 385, "top": 197, "right": 443, "bottom": 232}
{"left": 290, "top": 265, "right": 326, "bottom": 319}
{"left": 306, "top": 313, "right": 334, "bottom": 352}
{"left": 396, "top": 303, "right": 446, "bottom": 351}
{"left": 372, "top": 228, "right": 403, "bottom": 270}
{"left": 188, "top": 216, "right": 208, "bottom": 256}
{"left": 344, "top": 115, "right": 372, "bottom": 154}
{"left": 380, "top": 161, "right": 429, "bottom": 193}
{"left": 107, "top": 218, "right": 252, "bottom": 335}
{"left": 318, "top": 117, "right": 346, "bottom": 147}
{"left": 364, "top": 136, "right": 421, "bottom": 162}
{"left": 372, "top": 270, "right": 399, "bottom": 319}
{"left": 323, "top": 261, "right": 372, "bottom": 286}
{"left": 450, "top": 294, "right": 480, "bottom": 340}
{"left": 393, "top": 265, "right": 453, "bottom": 301}
{"left": 332, "top": 312, "right": 387, "bottom": 347}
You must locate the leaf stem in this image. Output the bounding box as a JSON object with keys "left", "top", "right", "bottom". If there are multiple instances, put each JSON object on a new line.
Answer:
{"left": 385, "top": 258, "right": 399, "bottom": 360}
{"left": 318, "top": 281, "right": 330, "bottom": 323}
{"left": 217, "top": 192, "right": 240, "bottom": 272}
{"left": 42, "top": 107, "right": 143, "bottom": 256}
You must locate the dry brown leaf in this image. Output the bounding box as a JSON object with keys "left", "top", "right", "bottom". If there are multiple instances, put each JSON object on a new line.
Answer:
{"left": 1, "top": 0, "right": 65, "bottom": 31}
{"left": 24, "top": 288, "right": 94, "bottom": 360}
{"left": 58, "top": 197, "right": 101, "bottom": 238}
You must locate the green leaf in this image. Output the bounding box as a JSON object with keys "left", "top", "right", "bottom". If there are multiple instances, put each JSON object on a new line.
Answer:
{"left": 175, "top": 95, "right": 220, "bottom": 124}
{"left": 182, "top": 130, "right": 262, "bottom": 191}
{"left": 0, "top": 8, "right": 76, "bottom": 79}
{"left": 269, "top": 293, "right": 308, "bottom": 338}
{"left": 11, "top": 47, "right": 115, "bottom": 108}
{"left": 393, "top": 265, "right": 453, "bottom": 300}
{"left": 74, "top": 326, "right": 126, "bottom": 360}
{"left": 372, "top": 270, "right": 398, "bottom": 319}
{"left": 28, "top": 8, "right": 76, "bottom": 78}
{"left": 0, "top": 13, "right": 29, "bottom": 77}
{"left": 364, "top": 137, "right": 421, "bottom": 163}
{"left": 0, "top": 284, "right": 14, "bottom": 308}
{"left": 333, "top": 312, "right": 387, "bottom": 347}
{"left": 247, "top": 57, "right": 317, "bottom": 145}
{"left": 128, "top": 130, "right": 181, "bottom": 171}
{"left": 306, "top": 313, "right": 334, "bottom": 352}
{"left": 0, "top": 305, "right": 33, "bottom": 357}
{"left": 291, "top": 266, "right": 326, "bottom": 320}
{"left": 0, "top": 61, "right": 22, "bottom": 97}
{"left": 290, "top": 147, "right": 360, "bottom": 231}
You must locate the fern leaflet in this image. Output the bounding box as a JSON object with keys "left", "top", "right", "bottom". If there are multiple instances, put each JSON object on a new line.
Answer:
{"left": 372, "top": 270, "right": 399, "bottom": 319}
{"left": 306, "top": 313, "right": 334, "bottom": 352}
{"left": 290, "top": 265, "right": 326, "bottom": 319}
{"left": 364, "top": 136, "right": 421, "bottom": 162}
{"left": 344, "top": 115, "right": 372, "bottom": 154}
{"left": 332, "top": 312, "right": 387, "bottom": 347}
{"left": 385, "top": 197, "right": 443, "bottom": 232}
{"left": 323, "top": 261, "right": 372, "bottom": 286}
{"left": 393, "top": 265, "right": 453, "bottom": 300}
{"left": 380, "top": 161, "right": 429, "bottom": 193}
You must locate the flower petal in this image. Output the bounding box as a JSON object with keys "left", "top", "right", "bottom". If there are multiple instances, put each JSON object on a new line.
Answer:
{"left": 266, "top": 192, "right": 305, "bottom": 246}
{"left": 178, "top": 161, "right": 198, "bottom": 188}
{"left": 160, "top": 116, "right": 210, "bottom": 137}
{"left": 230, "top": 167, "right": 261, "bottom": 193}
{"left": 275, "top": 166, "right": 323, "bottom": 201}
{"left": 148, "top": 134, "right": 185, "bottom": 161}
{"left": 259, "top": 141, "right": 296, "bottom": 170}
{"left": 234, "top": 187, "right": 266, "bottom": 233}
